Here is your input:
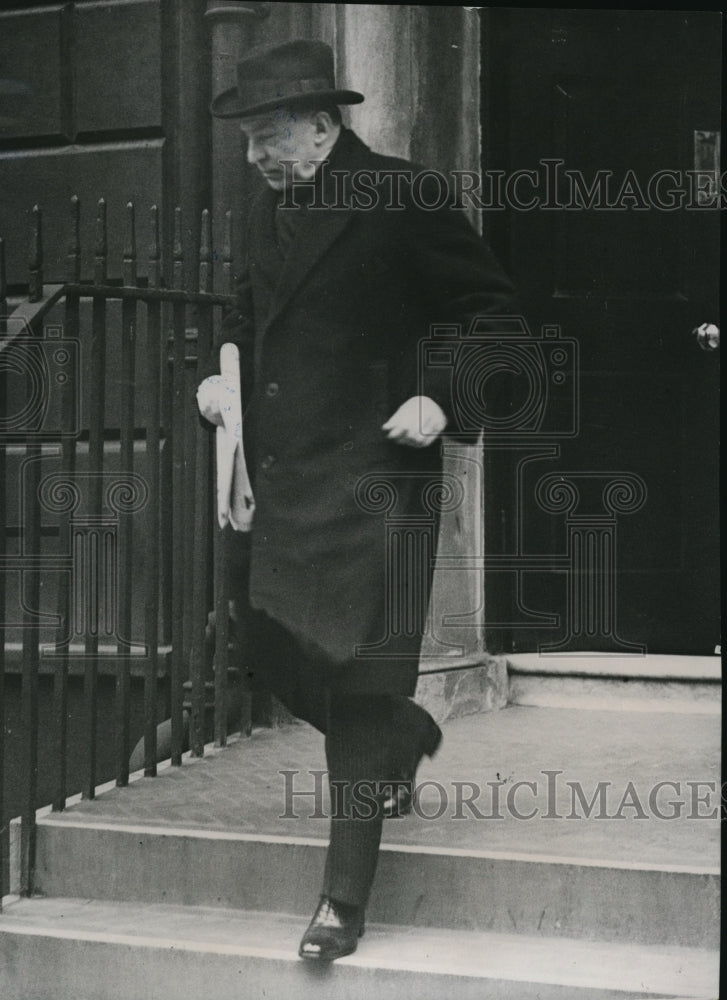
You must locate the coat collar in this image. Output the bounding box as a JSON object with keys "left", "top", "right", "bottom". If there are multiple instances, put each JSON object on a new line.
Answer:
{"left": 256, "top": 128, "right": 372, "bottom": 332}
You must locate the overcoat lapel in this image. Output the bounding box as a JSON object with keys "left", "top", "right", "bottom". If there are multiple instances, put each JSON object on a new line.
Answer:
{"left": 260, "top": 128, "right": 369, "bottom": 335}
{"left": 252, "top": 189, "right": 284, "bottom": 296}
{"left": 264, "top": 207, "right": 353, "bottom": 331}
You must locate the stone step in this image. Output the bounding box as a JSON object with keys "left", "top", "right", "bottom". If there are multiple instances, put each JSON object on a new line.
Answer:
{"left": 0, "top": 896, "right": 718, "bottom": 1000}
{"left": 507, "top": 655, "right": 721, "bottom": 713}
{"left": 32, "top": 816, "right": 720, "bottom": 949}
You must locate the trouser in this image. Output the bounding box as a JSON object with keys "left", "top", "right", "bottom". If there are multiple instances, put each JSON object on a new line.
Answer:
{"left": 244, "top": 608, "right": 434, "bottom": 908}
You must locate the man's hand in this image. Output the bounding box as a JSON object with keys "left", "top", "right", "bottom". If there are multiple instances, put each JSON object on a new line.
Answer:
{"left": 196, "top": 374, "right": 239, "bottom": 427}
{"left": 382, "top": 396, "right": 448, "bottom": 448}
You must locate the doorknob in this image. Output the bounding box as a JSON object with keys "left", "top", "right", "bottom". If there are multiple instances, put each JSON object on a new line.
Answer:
{"left": 692, "top": 322, "right": 720, "bottom": 351}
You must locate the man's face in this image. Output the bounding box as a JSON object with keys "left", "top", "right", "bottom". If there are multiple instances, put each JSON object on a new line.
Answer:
{"left": 241, "top": 110, "right": 323, "bottom": 191}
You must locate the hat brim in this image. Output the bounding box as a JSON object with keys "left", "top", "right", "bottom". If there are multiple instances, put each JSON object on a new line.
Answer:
{"left": 211, "top": 87, "right": 364, "bottom": 120}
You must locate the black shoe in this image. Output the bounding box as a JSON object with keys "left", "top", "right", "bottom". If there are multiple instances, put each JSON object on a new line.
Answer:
{"left": 383, "top": 717, "right": 443, "bottom": 819}
{"left": 298, "top": 895, "right": 365, "bottom": 961}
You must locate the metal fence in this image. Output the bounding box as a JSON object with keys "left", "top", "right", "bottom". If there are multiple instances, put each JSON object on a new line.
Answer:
{"left": 0, "top": 198, "right": 249, "bottom": 903}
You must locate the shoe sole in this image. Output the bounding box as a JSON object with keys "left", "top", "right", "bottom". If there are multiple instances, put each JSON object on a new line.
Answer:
{"left": 298, "top": 925, "right": 365, "bottom": 962}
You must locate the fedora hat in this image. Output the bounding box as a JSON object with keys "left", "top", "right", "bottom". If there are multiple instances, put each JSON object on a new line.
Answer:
{"left": 211, "top": 39, "right": 364, "bottom": 120}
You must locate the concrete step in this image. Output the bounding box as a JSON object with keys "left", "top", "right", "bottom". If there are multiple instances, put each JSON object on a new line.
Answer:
{"left": 0, "top": 896, "right": 718, "bottom": 1000}
{"left": 507, "top": 655, "right": 721, "bottom": 713}
{"left": 32, "top": 816, "right": 720, "bottom": 948}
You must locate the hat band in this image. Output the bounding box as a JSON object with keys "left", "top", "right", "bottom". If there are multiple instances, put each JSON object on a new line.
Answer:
{"left": 238, "top": 75, "right": 333, "bottom": 109}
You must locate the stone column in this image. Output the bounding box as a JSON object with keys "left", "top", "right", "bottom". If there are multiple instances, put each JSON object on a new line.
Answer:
{"left": 323, "top": 4, "right": 488, "bottom": 667}
{"left": 334, "top": 4, "right": 417, "bottom": 158}
{"left": 205, "top": 2, "right": 271, "bottom": 287}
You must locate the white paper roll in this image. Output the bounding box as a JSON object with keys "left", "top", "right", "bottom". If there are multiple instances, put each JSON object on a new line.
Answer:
{"left": 216, "top": 342, "right": 255, "bottom": 531}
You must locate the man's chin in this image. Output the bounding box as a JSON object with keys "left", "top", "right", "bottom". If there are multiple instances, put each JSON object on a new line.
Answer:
{"left": 261, "top": 174, "right": 285, "bottom": 191}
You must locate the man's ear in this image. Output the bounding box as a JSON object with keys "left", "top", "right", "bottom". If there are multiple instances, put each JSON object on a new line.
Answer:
{"left": 313, "top": 111, "right": 335, "bottom": 144}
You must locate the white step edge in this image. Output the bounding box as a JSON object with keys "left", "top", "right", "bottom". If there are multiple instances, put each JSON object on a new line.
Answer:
{"left": 507, "top": 687, "right": 720, "bottom": 715}
{"left": 31, "top": 815, "right": 721, "bottom": 876}
{"left": 507, "top": 654, "right": 721, "bottom": 681}
{"left": 0, "top": 896, "right": 719, "bottom": 998}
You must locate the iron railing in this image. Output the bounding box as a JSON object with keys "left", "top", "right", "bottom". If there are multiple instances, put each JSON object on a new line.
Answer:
{"left": 0, "top": 198, "right": 249, "bottom": 904}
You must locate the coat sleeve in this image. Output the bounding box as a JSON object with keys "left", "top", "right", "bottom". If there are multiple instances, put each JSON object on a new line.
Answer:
{"left": 196, "top": 257, "right": 256, "bottom": 432}
{"left": 397, "top": 173, "right": 517, "bottom": 433}
{"left": 199, "top": 256, "right": 255, "bottom": 386}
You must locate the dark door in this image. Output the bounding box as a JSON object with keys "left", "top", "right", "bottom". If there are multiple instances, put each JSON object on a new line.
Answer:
{"left": 0, "top": 0, "right": 216, "bottom": 645}
{"left": 0, "top": 0, "right": 165, "bottom": 287}
{"left": 482, "top": 9, "right": 720, "bottom": 655}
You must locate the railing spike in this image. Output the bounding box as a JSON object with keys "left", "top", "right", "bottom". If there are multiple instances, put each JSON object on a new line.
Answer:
{"left": 95, "top": 198, "right": 107, "bottom": 251}
{"left": 173, "top": 207, "right": 183, "bottom": 262}
{"left": 68, "top": 195, "right": 81, "bottom": 283}
{"left": 223, "top": 210, "right": 233, "bottom": 297}
{"left": 124, "top": 201, "right": 137, "bottom": 262}
{"left": 149, "top": 204, "right": 160, "bottom": 289}
{"left": 173, "top": 206, "right": 184, "bottom": 288}
{"left": 198, "top": 209, "right": 212, "bottom": 294}
{"left": 29, "top": 204, "right": 43, "bottom": 302}
{"left": 223, "top": 209, "right": 232, "bottom": 264}
{"left": 95, "top": 198, "right": 107, "bottom": 285}
{"left": 70, "top": 195, "right": 80, "bottom": 249}
{"left": 149, "top": 205, "right": 159, "bottom": 255}
{"left": 123, "top": 201, "right": 137, "bottom": 286}
{"left": 200, "top": 208, "right": 211, "bottom": 260}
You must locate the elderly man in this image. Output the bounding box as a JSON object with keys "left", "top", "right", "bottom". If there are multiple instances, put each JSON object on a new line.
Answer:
{"left": 198, "top": 39, "right": 515, "bottom": 961}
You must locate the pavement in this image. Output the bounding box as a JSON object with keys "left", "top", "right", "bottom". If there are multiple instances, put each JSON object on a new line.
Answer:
{"left": 48, "top": 704, "right": 720, "bottom": 869}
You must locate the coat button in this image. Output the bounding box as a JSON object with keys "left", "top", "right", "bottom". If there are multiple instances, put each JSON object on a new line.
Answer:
{"left": 265, "top": 382, "right": 279, "bottom": 397}
{"left": 260, "top": 454, "right": 276, "bottom": 470}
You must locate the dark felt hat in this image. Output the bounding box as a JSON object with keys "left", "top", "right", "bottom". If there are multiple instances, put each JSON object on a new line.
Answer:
{"left": 211, "top": 39, "right": 364, "bottom": 120}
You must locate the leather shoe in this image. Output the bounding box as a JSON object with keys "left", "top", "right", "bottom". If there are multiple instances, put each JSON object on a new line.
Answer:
{"left": 383, "top": 717, "right": 442, "bottom": 819}
{"left": 298, "top": 895, "right": 365, "bottom": 961}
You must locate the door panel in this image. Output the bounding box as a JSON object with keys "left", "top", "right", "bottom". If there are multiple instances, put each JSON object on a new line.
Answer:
{"left": 0, "top": 0, "right": 163, "bottom": 284}
{"left": 0, "top": 6, "right": 68, "bottom": 141}
{"left": 74, "top": 0, "right": 162, "bottom": 135}
{"left": 483, "top": 9, "right": 720, "bottom": 654}
{"left": 0, "top": 141, "right": 163, "bottom": 283}
{"left": 0, "top": 1, "right": 167, "bottom": 652}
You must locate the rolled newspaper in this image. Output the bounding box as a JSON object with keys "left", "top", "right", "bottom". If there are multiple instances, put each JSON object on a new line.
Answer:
{"left": 216, "top": 342, "right": 255, "bottom": 531}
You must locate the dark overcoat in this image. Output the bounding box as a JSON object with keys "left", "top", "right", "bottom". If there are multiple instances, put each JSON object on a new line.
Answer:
{"left": 205, "top": 127, "right": 514, "bottom": 693}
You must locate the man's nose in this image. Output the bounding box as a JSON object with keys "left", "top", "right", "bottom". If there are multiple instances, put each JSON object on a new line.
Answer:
{"left": 246, "top": 137, "right": 265, "bottom": 166}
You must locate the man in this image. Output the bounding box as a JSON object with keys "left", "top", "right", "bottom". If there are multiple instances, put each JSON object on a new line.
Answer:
{"left": 198, "top": 39, "right": 515, "bottom": 961}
